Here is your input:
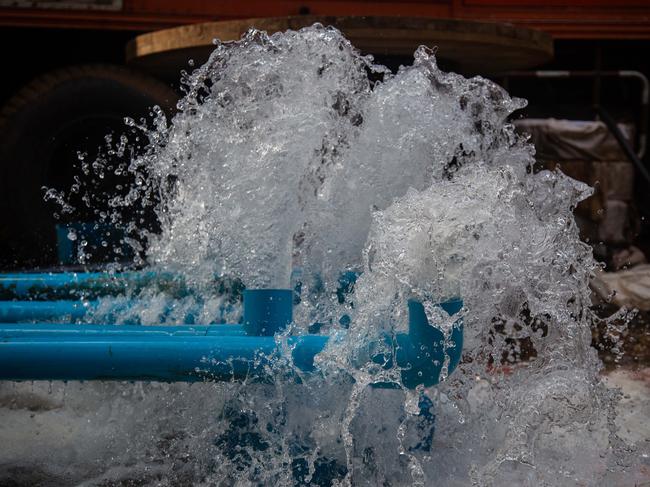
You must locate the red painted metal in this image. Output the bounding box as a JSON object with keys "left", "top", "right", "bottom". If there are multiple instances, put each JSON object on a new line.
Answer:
{"left": 0, "top": 0, "right": 649, "bottom": 39}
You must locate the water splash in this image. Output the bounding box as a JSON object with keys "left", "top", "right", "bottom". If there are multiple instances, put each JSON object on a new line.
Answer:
{"left": 36, "top": 24, "right": 644, "bottom": 486}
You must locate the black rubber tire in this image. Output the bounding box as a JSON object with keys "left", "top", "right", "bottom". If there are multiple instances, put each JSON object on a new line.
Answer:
{"left": 0, "top": 64, "right": 178, "bottom": 269}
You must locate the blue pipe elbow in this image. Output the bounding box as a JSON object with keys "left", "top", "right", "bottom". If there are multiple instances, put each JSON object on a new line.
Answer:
{"left": 395, "top": 299, "right": 463, "bottom": 388}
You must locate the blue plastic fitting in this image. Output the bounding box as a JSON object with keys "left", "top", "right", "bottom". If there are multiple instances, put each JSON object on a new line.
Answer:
{"left": 243, "top": 289, "right": 293, "bottom": 336}
{"left": 395, "top": 299, "right": 463, "bottom": 388}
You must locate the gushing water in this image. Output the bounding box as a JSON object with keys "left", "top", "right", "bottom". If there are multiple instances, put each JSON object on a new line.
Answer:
{"left": 33, "top": 24, "right": 644, "bottom": 486}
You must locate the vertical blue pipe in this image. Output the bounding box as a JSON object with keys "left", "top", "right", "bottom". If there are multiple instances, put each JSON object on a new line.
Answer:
{"left": 395, "top": 299, "right": 463, "bottom": 388}
{"left": 242, "top": 289, "right": 293, "bottom": 336}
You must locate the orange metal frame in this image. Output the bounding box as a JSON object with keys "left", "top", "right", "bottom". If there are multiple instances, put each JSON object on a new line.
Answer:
{"left": 0, "top": 0, "right": 649, "bottom": 39}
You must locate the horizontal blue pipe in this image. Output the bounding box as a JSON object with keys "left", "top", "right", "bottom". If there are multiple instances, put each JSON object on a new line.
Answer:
{"left": 0, "top": 300, "right": 236, "bottom": 324}
{"left": 0, "top": 287, "right": 463, "bottom": 387}
{"left": 0, "top": 322, "right": 462, "bottom": 387}
{"left": 0, "top": 272, "right": 138, "bottom": 290}
{"left": 0, "top": 301, "right": 93, "bottom": 322}
{"left": 0, "top": 333, "right": 328, "bottom": 382}
{"left": 0, "top": 323, "right": 246, "bottom": 338}
{"left": 0, "top": 271, "right": 179, "bottom": 298}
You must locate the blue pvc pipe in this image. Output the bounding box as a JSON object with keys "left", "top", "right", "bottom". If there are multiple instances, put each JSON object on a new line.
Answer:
{"left": 0, "top": 325, "right": 461, "bottom": 386}
{"left": 243, "top": 289, "right": 293, "bottom": 336}
{"left": 0, "top": 276, "right": 463, "bottom": 387}
{"left": 0, "top": 302, "right": 463, "bottom": 388}
{"left": 0, "top": 333, "right": 328, "bottom": 382}
{"left": 396, "top": 299, "right": 463, "bottom": 389}
{"left": 0, "top": 271, "right": 179, "bottom": 298}
{"left": 0, "top": 323, "right": 246, "bottom": 338}
{"left": 0, "top": 300, "right": 236, "bottom": 325}
{"left": 0, "top": 301, "right": 93, "bottom": 322}
{"left": 0, "top": 272, "right": 134, "bottom": 290}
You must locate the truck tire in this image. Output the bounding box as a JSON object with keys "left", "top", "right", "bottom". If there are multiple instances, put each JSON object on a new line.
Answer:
{"left": 0, "top": 64, "right": 178, "bottom": 268}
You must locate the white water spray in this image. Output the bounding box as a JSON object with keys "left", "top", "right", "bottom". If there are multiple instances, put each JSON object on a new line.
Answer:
{"left": 28, "top": 24, "right": 645, "bottom": 486}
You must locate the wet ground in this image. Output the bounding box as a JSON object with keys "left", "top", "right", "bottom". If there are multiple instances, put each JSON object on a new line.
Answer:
{"left": 601, "top": 368, "right": 650, "bottom": 487}
{"left": 0, "top": 365, "right": 648, "bottom": 486}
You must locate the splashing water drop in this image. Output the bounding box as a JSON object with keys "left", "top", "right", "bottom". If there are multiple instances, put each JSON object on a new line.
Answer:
{"left": 34, "top": 23, "right": 645, "bottom": 486}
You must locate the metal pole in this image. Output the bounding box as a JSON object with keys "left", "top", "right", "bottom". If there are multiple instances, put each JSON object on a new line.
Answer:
{"left": 595, "top": 105, "right": 650, "bottom": 186}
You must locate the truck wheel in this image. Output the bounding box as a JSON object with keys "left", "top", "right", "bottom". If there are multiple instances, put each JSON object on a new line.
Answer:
{"left": 0, "top": 64, "right": 178, "bottom": 268}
